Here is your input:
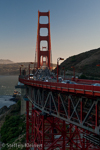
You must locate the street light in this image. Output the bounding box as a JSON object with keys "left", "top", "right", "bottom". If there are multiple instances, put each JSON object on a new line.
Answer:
{"left": 22, "top": 68, "right": 27, "bottom": 76}
{"left": 96, "top": 64, "right": 100, "bottom": 67}
{"left": 62, "top": 67, "right": 65, "bottom": 80}
{"left": 20, "top": 65, "right": 24, "bottom": 75}
{"left": 96, "top": 64, "right": 100, "bottom": 78}
{"left": 29, "top": 62, "right": 34, "bottom": 79}
{"left": 71, "top": 66, "right": 75, "bottom": 80}
{"left": 57, "top": 57, "right": 64, "bottom": 82}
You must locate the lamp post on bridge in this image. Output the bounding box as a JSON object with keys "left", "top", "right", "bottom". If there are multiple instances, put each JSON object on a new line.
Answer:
{"left": 96, "top": 64, "right": 100, "bottom": 67}
{"left": 57, "top": 57, "right": 64, "bottom": 82}
{"left": 20, "top": 65, "right": 24, "bottom": 75}
{"left": 96, "top": 64, "right": 100, "bottom": 79}
{"left": 62, "top": 67, "right": 65, "bottom": 80}
{"left": 71, "top": 66, "right": 75, "bottom": 80}
{"left": 22, "top": 67, "right": 26, "bottom": 76}
{"left": 29, "top": 62, "right": 34, "bottom": 79}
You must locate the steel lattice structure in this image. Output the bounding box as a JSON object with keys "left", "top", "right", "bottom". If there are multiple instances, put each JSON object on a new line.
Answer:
{"left": 26, "top": 100, "right": 100, "bottom": 150}
{"left": 19, "top": 77, "right": 100, "bottom": 150}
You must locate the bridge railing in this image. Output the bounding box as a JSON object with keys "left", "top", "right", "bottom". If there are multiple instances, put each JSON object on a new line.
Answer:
{"left": 19, "top": 76, "right": 100, "bottom": 136}
{"left": 19, "top": 77, "right": 100, "bottom": 96}
{"left": 75, "top": 78, "right": 100, "bottom": 84}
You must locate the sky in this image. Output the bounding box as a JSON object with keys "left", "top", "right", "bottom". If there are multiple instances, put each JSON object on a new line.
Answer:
{"left": 0, "top": 0, "right": 100, "bottom": 64}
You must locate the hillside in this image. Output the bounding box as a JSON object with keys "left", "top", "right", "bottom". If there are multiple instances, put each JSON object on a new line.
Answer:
{"left": 1, "top": 47, "right": 100, "bottom": 77}
{"left": 0, "top": 98, "right": 26, "bottom": 150}
{"left": 0, "top": 62, "right": 32, "bottom": 75}
{"left": 60, "top": 47, "right": 100, "bottom": 78}
{"left": 0, "top": 59, "right": 13, "bottom": 64}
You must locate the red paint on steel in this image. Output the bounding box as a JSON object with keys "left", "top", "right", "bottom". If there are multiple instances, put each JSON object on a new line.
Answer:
{"left": 19, "top": 78, "right": 100, "bottom": 97}
{"left": 58, "top": 94, "right": 60, "bottom": 114}
{"left": 80, "top": 99, "right": 83, "bottom": 123}
{"left": 36, "top": 11, "right": 51, "bottom": 69}
{"left": 26, "top": 101, "right": 29, "bottom": 150}
{"left": 68, "top": 98, "right": 71, "bottom": 118}
{"left": 95, "top": 104, "right": 98, "bottom": 127}
{"left": 25, "top": 99, "right": 100, "bottom": 149}
{"left": 32, "top": 105, "right": 34, "bottom": 146}
{"left": 63, "top": 120, "right": 66, "bottom": 150}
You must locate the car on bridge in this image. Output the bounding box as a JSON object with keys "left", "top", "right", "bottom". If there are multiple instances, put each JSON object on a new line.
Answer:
{"left": 92, "top": 83, "right": 100, "bottom": 86}
{"left": 58, "top": 77, "right": 63, "bottom": 82}
{"left": 61, "top": 80, "right": 70, "bottom": 84}
{"left": 61, "top": 80, "right": 77, "bottom": 84}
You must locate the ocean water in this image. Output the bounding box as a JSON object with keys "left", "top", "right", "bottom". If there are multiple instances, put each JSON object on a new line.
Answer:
{"left": 0, "top": 95, "right": 16, "bottom": 109}
{"left": 0, "top": 76, "right": 19, "bottom": 95}
{"left": 0, "top": 76, "right": 20, "bottom": 108}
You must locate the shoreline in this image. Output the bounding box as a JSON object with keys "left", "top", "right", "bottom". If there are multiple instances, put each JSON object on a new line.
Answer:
{"left": 0, "top": 96, "right": 20, "bottom": 150}
{"left": 0, "top": 95, "right": 18, "bottom": 110}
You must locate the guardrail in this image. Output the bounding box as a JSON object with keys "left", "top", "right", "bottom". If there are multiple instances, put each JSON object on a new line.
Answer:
{"left": 19, "top": 77, "right": 100, "bottom": 97}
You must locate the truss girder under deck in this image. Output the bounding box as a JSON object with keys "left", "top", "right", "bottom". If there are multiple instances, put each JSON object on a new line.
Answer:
{"left": 26, "top": 100, "right": 100, "bottom": 150}
{"left": 27, "top": 86, "right": 100, "bottom": 136}
{"left": 25, "top": 86, "right": 100, "bottom": 149}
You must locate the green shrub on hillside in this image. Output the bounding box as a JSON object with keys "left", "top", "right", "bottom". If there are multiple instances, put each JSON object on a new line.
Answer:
{"left": 71, "top": 56, "right": 76, "bottom": 62}
{"left": 0, "top": 114, "right": 26, "bottom": 143}
{"left": 79, "top": 74, "right": 88, "bottom": 79}
{"left": 10, "top": 100, "right": 21, "bottom": 115}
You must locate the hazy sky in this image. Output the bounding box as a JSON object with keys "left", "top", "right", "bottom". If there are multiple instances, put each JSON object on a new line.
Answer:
{"left": 0, "top": 0, "right": 100, "bottom": 64}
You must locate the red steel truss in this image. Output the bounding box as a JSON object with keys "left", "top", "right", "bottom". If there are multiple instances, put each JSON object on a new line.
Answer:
{"left": 20, "top": 78, "right": 100, "bottom": 136}
{"left": 26, "top": 101, "right": 34, "bottom": 150}
{"left": 36, "top": 11, "right": 51, "bottom": 69}
{"left": 26, "top": 101, "right": 100, "bottom": 150}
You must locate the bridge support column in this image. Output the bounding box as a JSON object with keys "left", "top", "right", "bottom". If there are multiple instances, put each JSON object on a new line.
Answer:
{"left": 26, "top": 101, "right": 34, "bottom": 150}
{"left": 62, "top": 120, "right": 66, "bottom": 150}
{"left": 31, "top": 109, "right": 71, "bottom": 150}
{"left": 26, "top": 101, "right": 29, "bottom": 150}
{"left": 25, "top": 87, "right": 100, "bottom": 150}
{"left": 26, "top": 101, "right": 100, "bottom": 150}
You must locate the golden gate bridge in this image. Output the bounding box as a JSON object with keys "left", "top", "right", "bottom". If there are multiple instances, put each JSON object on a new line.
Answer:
{"left": 19, "top": 11, "right": 100, "bottom": 150}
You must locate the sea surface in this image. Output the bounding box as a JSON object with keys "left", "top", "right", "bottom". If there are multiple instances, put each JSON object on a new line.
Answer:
{"left": 0, "top": 95, "right": 16, "bottom": 109}
{"left": 0, "top": 75, "right": 20, "bottom": 108}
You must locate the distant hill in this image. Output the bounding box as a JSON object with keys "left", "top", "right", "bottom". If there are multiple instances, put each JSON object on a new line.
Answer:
{"left": 0, "top": 59, "right": 13, "bottom": 64}
{"left": 0, "top": 62, "right": 32, "bottom": 75}
{"left": 1, "top": 47, "right": 100, "bottom": 77}
{"left": 0, "top": 62, "right": 56, "bottom": 75}
{"left": 60, "top": 47, "right": 100, "bottom": 78}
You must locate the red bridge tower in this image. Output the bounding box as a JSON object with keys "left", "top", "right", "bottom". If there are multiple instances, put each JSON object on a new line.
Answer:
{"left": 36, "top": 11, "right": 52, "bottom": 69}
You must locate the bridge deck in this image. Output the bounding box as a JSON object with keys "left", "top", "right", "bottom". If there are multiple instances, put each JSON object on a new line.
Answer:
{"left": 19, "top": 76, "right": 100, "bottom": 135}
{"left": 19, "top": 77, "right": 100, "bottom": 97}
